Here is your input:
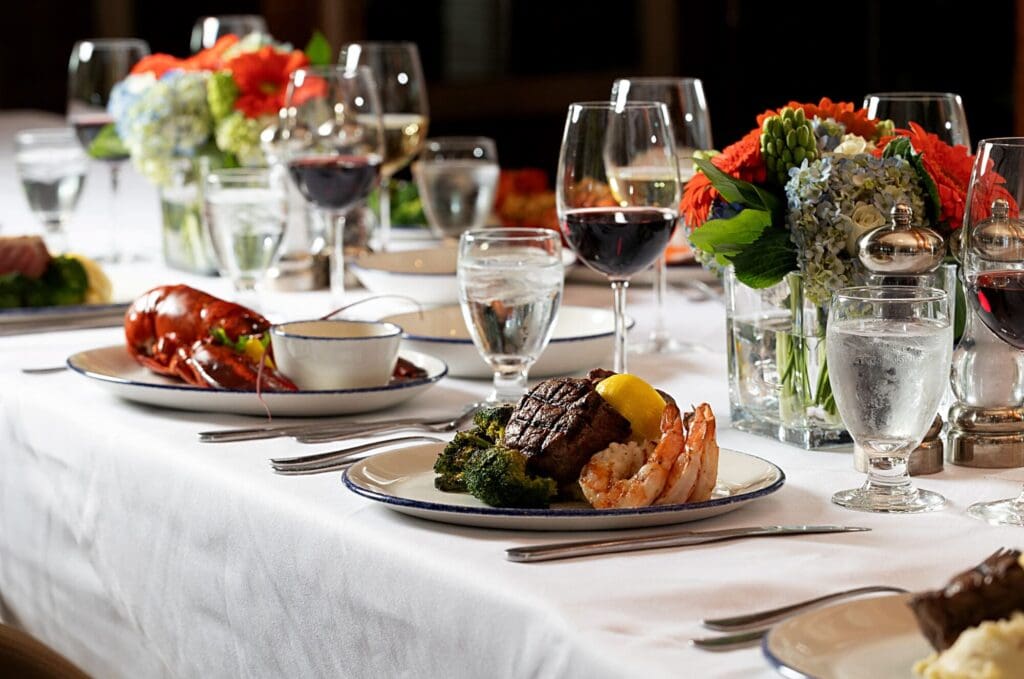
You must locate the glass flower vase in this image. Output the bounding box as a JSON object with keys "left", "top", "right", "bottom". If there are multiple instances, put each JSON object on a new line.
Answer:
{"left": 159, "top": 158, "right": 219, "bottom": 275}
{"left": 725, "top": 267, "right": 849, "bottom": 448}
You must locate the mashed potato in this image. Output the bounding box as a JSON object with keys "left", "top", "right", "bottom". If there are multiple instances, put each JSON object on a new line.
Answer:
{"left": 914, "top": 612, "right": 1024, "bottom": 679}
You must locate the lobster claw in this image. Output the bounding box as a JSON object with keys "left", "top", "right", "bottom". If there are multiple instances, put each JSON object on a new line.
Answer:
{"left": 178, "top": 340, "right": 298, "bottom": 392}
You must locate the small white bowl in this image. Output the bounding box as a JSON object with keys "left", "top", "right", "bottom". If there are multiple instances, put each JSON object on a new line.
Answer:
{"left": 350, "top": 247, "right": 459, "bottom": 306}
{"left": 270, "top": 320, "right": 402, "bottom": 390}
{"left": 381, "top": 305, "right": 634, "bottom": 379}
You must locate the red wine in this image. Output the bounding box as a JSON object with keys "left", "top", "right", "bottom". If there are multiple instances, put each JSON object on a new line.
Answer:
{"left": 973, "top": 270, "right": 1024, "bottom": 349}
{"left": 71, "top": 114, "right": 128, "bottom": 161}
{"left": 288, "top": 155, "right": 381, "bottom": 210}
{"left": 562, "top": 207, "right": 676, "bottom": 279}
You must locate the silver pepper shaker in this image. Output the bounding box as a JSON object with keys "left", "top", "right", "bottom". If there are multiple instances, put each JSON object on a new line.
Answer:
{"left": 853, "top": 204, "right": 948, "bottom": 475}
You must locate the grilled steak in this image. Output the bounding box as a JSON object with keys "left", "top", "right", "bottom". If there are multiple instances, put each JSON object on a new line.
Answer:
{"left": 504, "top": 377, "right": 631, "bottom": 483}
{"left": 909, "top": 549, "right": 1024, "bottom": 651}
{"left": 0, "top": 235, "right": 51, "bottom": 278}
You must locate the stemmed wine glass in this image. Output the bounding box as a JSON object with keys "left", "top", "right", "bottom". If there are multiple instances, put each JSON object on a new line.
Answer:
{"left": 611, "top": 77, "right": 713, "bottom": 354}
{"left": 827, "top": 287, "right": 953, "bottom": 513}
{"left": 14, "top": 128, "right": 88, "bottom": 254}
{"left": 191, "top": 14, "right": 269, "bottom": 52}
{"left": 283, "top": 66, "right": 384, "bottom": 301}
{"left": 67, "top": 38, "right": 150, "bottom": 262}
{"left": 414, "top": 137, "right": 500, "bottom": 240}
{"left": 863, "top": 92, "right": 970, "bottom": 147}
{"left": 556, "top": 102, "right": 681, "bottom": 374}
{"left": 458, "top": 229, "right": 563, "bottom": 403}
{"left": 961, "top": 138, "right": 1024, "bottom": 525}
{"left": 339, "top": 42, "right": 429, "bottom": 252}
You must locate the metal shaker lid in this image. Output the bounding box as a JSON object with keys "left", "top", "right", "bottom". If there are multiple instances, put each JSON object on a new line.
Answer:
{"left": 970, "top": 199, "right": 1024, "bottom": 262}
{"left": 857, "top": 204, "right": 946, "bottom": 274}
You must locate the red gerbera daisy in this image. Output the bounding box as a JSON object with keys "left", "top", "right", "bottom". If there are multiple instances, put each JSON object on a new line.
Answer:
{"left": 226, "top": 46, "right": 309, "bottom": 118}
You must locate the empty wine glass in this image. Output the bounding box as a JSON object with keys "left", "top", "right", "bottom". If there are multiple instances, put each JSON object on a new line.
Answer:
{"left": 611, "top": 77, "right": 713, "bottom": 354}
{"left": 863, "top": 92, "right": 970, "bottom": 147}
{"left": 191, "top": 14, "right": 269, "bottom": 51}
{"left": 14, "top": 128, "right": 88, "bottom": 254}
{"left": 339, "top": 42, "right": 429, "bottom": 252}
{"left": 204, "top": 168, "right": 287, "bottom": 302}
{"left": 556, "top": 101, "right": 681, "bottom": 374}
{"left": 960, "top": 137, "right": 1024, "bottom": 525}
{"left": 283, "top": 65, "right": 384, "bottom": 302}
{"left": 67, "top": 38, "right": 150, "bottom": 262}
{"left": 827, "top": 286, "right": 952, "bottom": 513}
{"left": 458, "top": 228, "right": 563, "bottom": 403}
{"left": 414, "top": 137, "right": 500, "bottom": 240}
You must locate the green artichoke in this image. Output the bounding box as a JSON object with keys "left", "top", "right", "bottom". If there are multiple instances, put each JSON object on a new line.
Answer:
{"left": 760, "top": 106, "right": 818, "bottom": 186}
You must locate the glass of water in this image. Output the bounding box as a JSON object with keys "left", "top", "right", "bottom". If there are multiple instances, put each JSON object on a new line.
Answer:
{"left": 15, "top": 128, "right": 88, "bottom": 254}
{"left": 204, "top": 168, "right": 287, "bottom": 297}
{"left": 826, "top": 286, "right": 952, "bottom": 513}
{"left": 458, "top": 228, "right": 563, "bottom": 403}
{"left": 414, "top": 137, "right": 500, "bottom": 240}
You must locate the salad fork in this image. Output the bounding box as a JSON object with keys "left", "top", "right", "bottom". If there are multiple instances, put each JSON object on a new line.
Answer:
{"left": 270, "top": 435, "right": 444, "bottom": 475}
{"left": 293, "top": 407, "right": 479, "bottom": 444}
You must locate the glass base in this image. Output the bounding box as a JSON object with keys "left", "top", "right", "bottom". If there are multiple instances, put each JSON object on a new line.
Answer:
{"left": 731, "top": 405, "right": 851, "bottom": 450}
{"left": 967, "top": 498, "right": 1024, "bottom": 526}
{"left": 832, "top": 486, "right": 946, "bottom": 514}
{"left": 631, "top": 335, "right": 711, "bottom": 355}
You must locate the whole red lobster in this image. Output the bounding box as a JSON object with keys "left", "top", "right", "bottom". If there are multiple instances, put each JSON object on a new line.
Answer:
{"left": 125, "top": 284, "right": 298, "bottom": 391}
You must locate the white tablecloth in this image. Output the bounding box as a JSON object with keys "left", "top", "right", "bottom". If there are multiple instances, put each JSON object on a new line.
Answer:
{"left": 1, "top": 111, "right": 1023, "bottom": 678}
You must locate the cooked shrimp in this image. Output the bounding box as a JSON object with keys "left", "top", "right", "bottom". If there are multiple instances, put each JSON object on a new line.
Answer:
{"left": 578, "top": 405, "right": 682, "bottom": 509}
{"left": 687, "top": 404, "right": 719, "bottom": 503}
{"left": 654, "top": 408, "right": 700, "bottom": 505}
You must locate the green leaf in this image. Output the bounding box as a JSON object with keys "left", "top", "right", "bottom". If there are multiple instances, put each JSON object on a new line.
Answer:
{"left": 305, "top": 30, "right": 332, "bottom": 66}
{"left": 87, "top": 124, "right": 128, "bottom": 160}
{"left": 729, "top": 228, "right": 798, "bottom": 288}
{"left": 882, "top": 136, "right": 941, "bottom": 225}
{"left": 694, "top": 158, "right": 780, "bottom": 215}
{"left": 689, "top": 209, "right": 773, "bottom": 257}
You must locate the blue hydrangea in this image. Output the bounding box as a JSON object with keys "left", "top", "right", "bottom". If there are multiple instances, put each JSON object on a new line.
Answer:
{"left": 785, "top": 154, "right": 927, "bottom": 304}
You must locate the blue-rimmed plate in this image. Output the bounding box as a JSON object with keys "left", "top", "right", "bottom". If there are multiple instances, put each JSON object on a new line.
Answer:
{"left": 66, "top": 345, "right": 447, "bottom": 417}
{"left": 343, "top": 444, "right": 785, "bottom": 531}
{"left": 763, "top": 593, "right": 926, "bottom": 679}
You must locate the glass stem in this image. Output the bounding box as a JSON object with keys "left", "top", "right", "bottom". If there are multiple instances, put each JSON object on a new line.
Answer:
{"left": 109, "top": 161, "right": 122, "bottom": 262}
{"left": 650, "top": 254, "right": 669, "bottom": 345}
{"left": 327, "top": 209, "right": 347, "bottom": 304}
{"left": 378, "top": 176, "right": 392, "bottom": 252}
{"left": 491, "top": 367, "right": 528, "bottom": 404}
{"left": 43, "top": 220, "right": 68, "bottom": 254}
{"left": 611, "top": 280, "right": 629, "bottom": 374}
{"left": 864, "top": 453, "right": 913, "bottom": 493}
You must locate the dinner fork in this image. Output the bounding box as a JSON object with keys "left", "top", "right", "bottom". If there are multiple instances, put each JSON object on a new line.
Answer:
{"left": 270, "top": 435, "right": 444, "bottom": 475}
{"left": 293, "top": 407, "right": 479, "bottom": 444}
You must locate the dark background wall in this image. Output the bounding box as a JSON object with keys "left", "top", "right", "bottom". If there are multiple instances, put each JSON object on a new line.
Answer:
{"left": 3, "top": 0, "right": 1015, "bottom": 178}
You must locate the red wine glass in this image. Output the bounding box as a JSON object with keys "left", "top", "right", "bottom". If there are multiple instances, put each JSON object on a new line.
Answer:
{"left": 283, "top": 66, "right": 384, "bottom": 301}
{"left": 556, "top": 102, "right": 681, "bottom": 374}
{"left": 962, "top": 137, "right": 1024, "bottom": 525}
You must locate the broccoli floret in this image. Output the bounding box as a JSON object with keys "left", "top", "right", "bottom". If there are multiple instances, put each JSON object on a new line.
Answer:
{"left": 41, "top": 256, "right": 88, "bottom": 306}
{"left": 433, "top": 428, "right": 492, "bottom": 492}
{"left": 472, "top": 404, "right": 514, "bottom": 441}
{"left": 463, "top": 445, "right": 557, "bottom": 508}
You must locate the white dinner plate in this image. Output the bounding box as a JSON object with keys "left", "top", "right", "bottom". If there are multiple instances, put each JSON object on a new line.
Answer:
{"left": 67, "top": 345, "right": 447, "bottom": 417}
{"left": 343, "top": 444, "right": 785, "bottom": 531}
{"left": 0, "top": 301, "right": 128, "bottom": 324}
{"left": 763, "top": 593, "right": 930, "bottom": 678}
{"left": 382, "top": 305, "right": 634, "bottom": 379}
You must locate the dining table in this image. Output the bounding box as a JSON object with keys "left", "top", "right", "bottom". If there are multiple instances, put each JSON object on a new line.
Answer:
{"left": 1, "top": 110, "right": 1022, "bottom": 679}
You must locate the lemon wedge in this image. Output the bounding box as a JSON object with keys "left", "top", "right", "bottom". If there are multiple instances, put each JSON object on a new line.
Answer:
{"left": 595, "top": 373, "right": 666, "bottom": 442}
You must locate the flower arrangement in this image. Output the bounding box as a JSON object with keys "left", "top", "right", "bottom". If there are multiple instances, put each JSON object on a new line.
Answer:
{"left": 683, "top": 98, "right": 975, "bottom": 445}
{"left": 98, "top": 32, "right": 327, "bottom": 185}
{"left": 682, "top": 98, "right": 975, "bottom": 305}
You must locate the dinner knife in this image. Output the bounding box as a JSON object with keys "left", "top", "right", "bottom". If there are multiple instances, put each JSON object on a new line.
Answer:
{"left": 505, "top": 525, "right": 870, "bottom": 563}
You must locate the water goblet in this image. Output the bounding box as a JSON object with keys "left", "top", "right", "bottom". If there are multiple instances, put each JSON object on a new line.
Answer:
{"left": 827, "top": 286, "right": 953, "bottom": 513}
{"left": 863, "top": 92, "right": 970, "bottom": 148}
{"left": 14, "top": 128, "right": 88, "bottom": 254}
{"left": 204, "top": 168, "right": 287, "bottom": 303}
{"left": 339, "top": 42, "right": 429, "bottom": 252}
{"left": 67, "top": 38, "right": 150, "bottom": 262}
{"left": 191, "top": 14, "right": 269, "bottom": 52}
{"left": 556, "top": 101, "right": 681, "bottom": 374}
{"left": 611, "top": 77, "right": 713, "bottom": 355}
{"left": 457, "top": 228, "right": 563, "bottom": 404}
{"left": 414, "top": 137, "right": 500, "bottom": 240}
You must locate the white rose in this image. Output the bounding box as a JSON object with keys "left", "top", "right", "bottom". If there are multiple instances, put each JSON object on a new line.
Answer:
{"left": 832, "top": 134, "right": 871, "bottom": 156}
{"left": 845, "top": 204, "right": 887, "bottom": 254}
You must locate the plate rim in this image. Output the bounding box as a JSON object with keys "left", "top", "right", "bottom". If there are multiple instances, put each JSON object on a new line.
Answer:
{"left": 384, "top": 305, "right": 636, "bottom": 346}
{"left": 342, "top": 444, "right": 785, "bottom": 519}
{"left": 0, "top": 301, "right": 129, "bottom": 321}
{"left": 761, "top": 592, "right": 918, "bottom": 679}
{"left": 66, "top": 345, "right": 448, "bottom": 396}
